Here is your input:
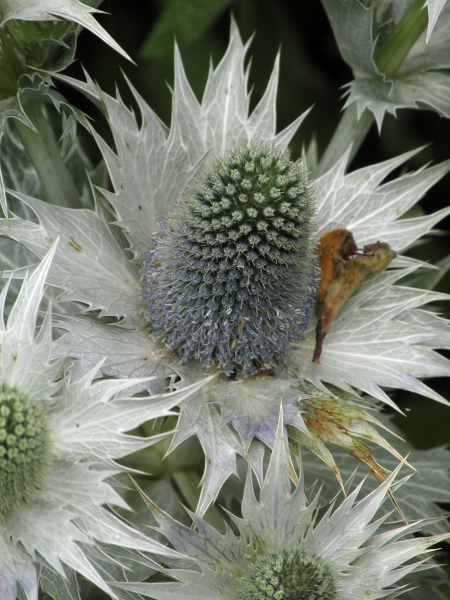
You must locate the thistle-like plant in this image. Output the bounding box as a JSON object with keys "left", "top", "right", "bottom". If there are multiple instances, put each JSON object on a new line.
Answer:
{"left": 122, "top": 414, "right": 449, "bottom": 600}
{"left": 1, "top": 21, "right": 449, "bottom": 517}
{"left": 0, "top": 3, "right": 449, "bottom": 599}
{"left": 0, "top": 244, "right": 208, "bottom": 599}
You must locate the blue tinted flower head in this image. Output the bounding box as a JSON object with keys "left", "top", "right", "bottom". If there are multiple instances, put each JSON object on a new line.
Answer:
{"left": 142, "top": 143, "right": 317, "bottom": 375}
{"left": 240, "top": 550, "right": 337, "bottom": 600}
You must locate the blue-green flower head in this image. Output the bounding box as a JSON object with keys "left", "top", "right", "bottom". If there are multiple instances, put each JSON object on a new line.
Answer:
{"left": 0, "top": 384, "right": 51, "bottom": 512}
{"left": 142, "top": 143, "right": 318, "bottom": 375}
{"left": 129, "top": 413, "right": 448, "bottom": 600}
{"left": 240, "top": 549, "right": 337, "bottom": 600}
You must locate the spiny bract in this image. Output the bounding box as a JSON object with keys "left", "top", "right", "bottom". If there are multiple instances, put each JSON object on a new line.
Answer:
{"left": 142, "top": 143, "right": 317, "bottom": 375}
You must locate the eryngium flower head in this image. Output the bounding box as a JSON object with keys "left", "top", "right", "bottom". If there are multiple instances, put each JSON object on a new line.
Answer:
{"left": 0, "top": 384, "right": 51, "bottom": 512}
{"left": 3, "top": 20, "right": 450, "bottom": 516}
{"left": 0, "top": 245, "right": 206, "bottom": 600}
{"left": 142, "top": 144, "right": 317, "bottom": 374}
{"left": 240, "top": 550, "right": 336, "bottom": 600}
{"left": 124, "top": 415, "right": 448, "bottom": 600}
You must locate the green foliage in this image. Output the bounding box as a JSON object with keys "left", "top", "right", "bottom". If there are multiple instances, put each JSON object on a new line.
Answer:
{"left": 140, "top": 0, "right": 237, "bottom": 58}
{"left": 322, "top": 0, "right": 450, "bottom": 127}
{"left": 6, "top": 19, "right": 77, "bottom": 70}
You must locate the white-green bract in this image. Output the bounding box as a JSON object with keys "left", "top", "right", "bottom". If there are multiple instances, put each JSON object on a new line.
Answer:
{"left": 0, "top": 0, "right": 131, "bottom": 60}
{"left": 1, "top": 21, "right": 450, "bottom": 516}
{"left": 0, "top": 245, "right": 209, "bottom": 600}
{"left": 120, "top": 415, "right": 449, "bottom": 600}
{"left": 322, "top": 0, "right": 450, "bottom": 127}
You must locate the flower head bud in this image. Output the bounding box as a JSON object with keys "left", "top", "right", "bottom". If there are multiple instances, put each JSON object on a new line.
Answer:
{"left": 0, "top": 384, "right": 52, "bottom": 512}
{"left": 0, "top": 20, "right": 77, "bottom": 100}
{"left": 142, "top": 143, "right": 317, "bottom": 375}
{"left": 240, "top": 550, "right": 337, "bottom": 600}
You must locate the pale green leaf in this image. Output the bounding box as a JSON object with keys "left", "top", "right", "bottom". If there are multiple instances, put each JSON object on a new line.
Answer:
{"left": 0, "top": 532, "right": 38, "bottom": 600}
{"left": 169, "top": 393, "right": 241, "bottom": 517}
{"left": 323, "top": 0, "right": 450, "bottom": 125}
{"left": 52, "top": 366, "right": 213, "bottom": 461}
{"left": 7, "top": 504, "right": 111, "bottom": 595}
{"left": 402, "top": 256, "right": 450, "bottom": 291}
{"left": 117, "top": 566, "right": 234, "bottom": 600}
{"left": 403, "top": 2, "right": 450, "bottom": 71}
{"left": 314, "top": 148, "right": 450, "bottom": 249}
{"left": 1, "top": 124, "right": 41, "bottom": 198}
{"left": 0, "top": 243, "right": 61, "bottom": 400}
{"left": 54, "top": 22, "right": 309, "bottom": 262}
{"left": 292, "top": 269, "right": 450, "bottom": 407}
{"left": 53, "top": 315, "right": 165, "bottom": 387}
{"left": 239, "top": 410, "right": 314, "bottom": 550}
{"left": 346, "top": 70, "right": 450, "bottom": 128}
{"left": 302, "top": 415, "right": 450, "bottom": 535}
{"left": 403, "top": 569, "right": 450, "bottom": 600}
{"left": 38, "top": 564, "right": 81, "bottom": 600}
{"left": 209, "top": 376, "right": 308, "bottom": 453}
{"left": 321, "top": 0, "right": 378, "bottom": 77}
{"left": 5, "top": 19, "right": 78, "bottom": 72}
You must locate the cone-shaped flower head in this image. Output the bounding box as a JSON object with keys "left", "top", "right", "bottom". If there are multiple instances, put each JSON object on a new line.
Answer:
{"left": 142, "top": 143, "right": 317, "bottom": 374}
{"left": 126, "top": 415, "right": 448, "bottom": 600}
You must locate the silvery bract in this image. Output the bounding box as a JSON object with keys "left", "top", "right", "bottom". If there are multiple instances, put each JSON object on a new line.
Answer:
{"left": 0, "top": 0, "right": 130, "bottom": 60}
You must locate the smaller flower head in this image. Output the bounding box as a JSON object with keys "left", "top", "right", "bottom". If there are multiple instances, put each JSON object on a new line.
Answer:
{"left": 128, "top": 412, "right": 448, "bottom": 600}
{"left": 142, "top": 143, "right": 317, "bottom": 375}
{"left": 0, "top": 383, "right": 51, "bottom": 512}
{"left": 0, "top": 244, "right": 207, "bottom": 599}
{"left": 240, "top": 549, "right": 336, "bottom": 600}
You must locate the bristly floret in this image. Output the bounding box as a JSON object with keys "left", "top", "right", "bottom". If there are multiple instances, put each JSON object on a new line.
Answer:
{"left": 0, "top": 384, "right": 52, "bottom": 512}
{"left": 142, "top": 143, "right": 317, "bottom": 375}
{"left": 240, "top": 550, "right": 337, "bottom": 600}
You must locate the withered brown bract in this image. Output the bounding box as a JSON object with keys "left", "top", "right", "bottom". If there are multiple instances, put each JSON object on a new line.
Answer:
{"left": 313, "top": 228, "right": 396, "bottom": 363}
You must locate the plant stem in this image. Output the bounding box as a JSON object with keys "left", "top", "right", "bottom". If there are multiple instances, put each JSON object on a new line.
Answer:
{"left": 374, "top": 0, "right": 428, "bottom": 78}
{"left": 13, "top": 101, "right": 80, "bottom": 208}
